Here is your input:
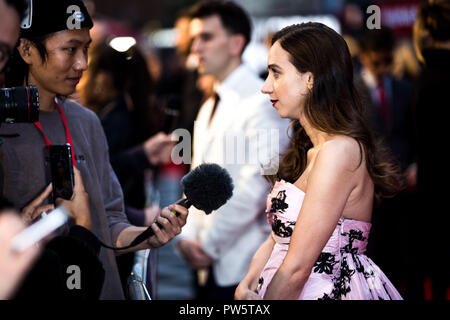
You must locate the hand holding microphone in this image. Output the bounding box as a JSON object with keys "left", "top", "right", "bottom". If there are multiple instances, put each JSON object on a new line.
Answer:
{"left": 146, "top": 203, "right": 188, "bottom": 248}
{"left": 100, "top": 163, "right": 234, "bottom": 251}
{"left": 176, "top": 162, "right": 234, "bottom": 215}
{"left": 130, "top": 163, "right": 234, "bottom": 249}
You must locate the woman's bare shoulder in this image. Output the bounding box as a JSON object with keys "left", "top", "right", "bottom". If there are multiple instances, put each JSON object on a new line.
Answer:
{"left": 319, "top": 136, "right": 362, "bottom": 171}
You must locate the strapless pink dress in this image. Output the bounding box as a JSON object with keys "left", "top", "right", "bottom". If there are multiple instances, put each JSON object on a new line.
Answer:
{"left": 257, "top": 180, "right": 403, "bottom": 300}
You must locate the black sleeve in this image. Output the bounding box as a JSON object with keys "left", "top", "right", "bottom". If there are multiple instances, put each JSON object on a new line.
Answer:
{"left": 125, "top": 206, "right": 146, "bottom": 227}
{"left": 13, "top": 249, "right": 66, "bottom": 300}
{"left": 67, "top": 225, "right": 102, "bottom": 256}
{"left": 14, "top": 226, "right": 105, "bottom": 300}
{"left": 44, "top": 226, "right": 105, "bottom": 300}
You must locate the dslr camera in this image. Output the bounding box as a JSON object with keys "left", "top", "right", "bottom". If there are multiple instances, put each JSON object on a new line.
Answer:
{"left": 0, "top": 86, "right": 39, "bottom": 123}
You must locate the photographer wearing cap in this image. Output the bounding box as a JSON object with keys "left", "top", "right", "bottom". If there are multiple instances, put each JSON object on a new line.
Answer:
{"left": 1, "top": 0, "right": 188, "bottom": 299}
{"left": 1, "top": 0, "right": 105, "bottom": 299}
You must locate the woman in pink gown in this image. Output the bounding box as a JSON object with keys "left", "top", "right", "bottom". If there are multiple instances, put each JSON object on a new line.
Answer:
{"left": 235, "top": 23, "right": 404, "bottom": 300}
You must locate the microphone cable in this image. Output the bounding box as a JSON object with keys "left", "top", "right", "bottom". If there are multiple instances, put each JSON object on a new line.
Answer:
{"left": 96, "top": 199, "right": 190, "bottom": 251}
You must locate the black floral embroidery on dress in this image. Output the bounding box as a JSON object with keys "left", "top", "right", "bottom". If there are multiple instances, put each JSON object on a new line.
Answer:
{"left": 363, "top": 267, "right": 375, "bottom": 280}
{"left": 331, "top": 257, "right": 355, "bottom": 299}
{"left": 313, "top": 252, "right": 337, "bottom": 274}
{"left": 340, "top": 229, "right": 366, "bottom": 255}
{"left": 382, "top": 282, "right": 393, "bottom": 300}
{"left": 347, "top": 229, "right": 366, "bottom": 243}
{"left": 318, "top": 293, "right": 333, "bottom": 301}
{"left": 318, "top": 233, "right": 362, "bottom": 300}
{"left": 256, "top": 277, "right": 264, "bottom": 294}
{"left": 340, "top": 229, "right": 367, "bottom": 273}
{"left": 354, "top": 255, "right": 365, "bottom": 273}
{"left": 322, "top": 229, "right": 366, "bottom": 299}
{"left": 270, "top": 190, "right": 288, "bottom": 214}
{"left": 271, "top": 215, "right": 296, "bottom": 238}
{"left": 363, "top": 260, "right": 380, "bottom": 288}
{"left": 314, "top": 223, "right": 397, "bottom": 300}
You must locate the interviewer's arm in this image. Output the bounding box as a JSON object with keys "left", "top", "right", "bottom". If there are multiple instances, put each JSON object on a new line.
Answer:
{"left": 115, "top": 203, "right": 188, "bottom": 253}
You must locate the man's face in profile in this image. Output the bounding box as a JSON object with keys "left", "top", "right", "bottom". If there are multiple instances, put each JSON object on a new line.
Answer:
{"left": 0, "top": 0, "right": 21, "bottom": 72}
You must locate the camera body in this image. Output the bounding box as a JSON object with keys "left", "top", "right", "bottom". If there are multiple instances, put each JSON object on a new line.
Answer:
{"left": 0, "top": 86, "right": 39, "bottom": 123}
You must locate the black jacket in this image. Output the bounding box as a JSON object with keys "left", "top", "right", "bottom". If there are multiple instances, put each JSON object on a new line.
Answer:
{"left": 13, "top": 225, "right": 105, "bottom": 300}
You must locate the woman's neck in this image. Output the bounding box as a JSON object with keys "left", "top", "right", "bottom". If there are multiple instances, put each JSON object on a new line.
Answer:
{"left": 300, "top": 114, "right": 330, "bottom": 148}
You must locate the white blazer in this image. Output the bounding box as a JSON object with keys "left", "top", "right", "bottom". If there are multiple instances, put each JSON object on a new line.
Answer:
{"left": 178, "top": 64, "right": 290, "bottom": 286}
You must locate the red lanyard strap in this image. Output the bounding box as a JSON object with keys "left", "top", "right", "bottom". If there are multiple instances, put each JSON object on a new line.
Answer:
{"left": 33, "top": 101, "right": 77, "bottom": 167}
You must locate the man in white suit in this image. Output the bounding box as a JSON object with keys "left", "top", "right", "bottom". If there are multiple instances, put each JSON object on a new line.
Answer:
{"left": 176, "top": 1, "right": 290, "bottom": 300}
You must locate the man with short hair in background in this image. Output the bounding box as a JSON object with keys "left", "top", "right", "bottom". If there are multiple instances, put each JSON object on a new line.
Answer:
{"left": 176, "top": 0, "right": 290, "bottom": 300}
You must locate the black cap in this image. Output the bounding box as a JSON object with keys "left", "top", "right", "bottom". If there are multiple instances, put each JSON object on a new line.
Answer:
{"left": 20, "top": 0, "right": 93, "bottom": 38}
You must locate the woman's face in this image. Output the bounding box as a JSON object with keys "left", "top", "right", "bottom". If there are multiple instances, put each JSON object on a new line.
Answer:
{"left": 261, "top": 40, "right": 312, "bottom": 120}
{"left": 23, "top": 28, "right": 91, "bottom": 98}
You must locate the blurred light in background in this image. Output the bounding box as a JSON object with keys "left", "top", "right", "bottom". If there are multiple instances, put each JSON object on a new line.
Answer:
{"left": 146, "top": 29, "right": 177, "bottom": 49}
{"left": 109, "top": 36, "right": 137, "bottom": 52}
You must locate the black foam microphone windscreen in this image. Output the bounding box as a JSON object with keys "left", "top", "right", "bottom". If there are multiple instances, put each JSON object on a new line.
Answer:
{"left": 180, "top": 163, "right": 234, "bottom": 214}
{"left": 99, "top": 163, "right": 234, "bottom": 250}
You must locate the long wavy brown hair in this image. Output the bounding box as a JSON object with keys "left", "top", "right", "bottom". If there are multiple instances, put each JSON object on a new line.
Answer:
{"left": 268, "top": 23, "right": 404, "bottom": 204}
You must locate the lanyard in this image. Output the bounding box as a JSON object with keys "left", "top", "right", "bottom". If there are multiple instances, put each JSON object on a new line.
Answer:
{"left": 33, "top": 101, "right": 77, "bottom": 168}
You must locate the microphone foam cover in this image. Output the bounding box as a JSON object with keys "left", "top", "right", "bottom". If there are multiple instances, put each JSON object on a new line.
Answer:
{"left": 181, "top": 163, "right": 234, "bottom": 214}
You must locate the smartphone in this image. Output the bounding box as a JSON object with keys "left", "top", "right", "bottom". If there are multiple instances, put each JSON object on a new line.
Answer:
{"left": 49, "top": 144, "right": 74, "bottom": 203}
{"left": 11, "top": 206, "right": 69, "bottom": 253}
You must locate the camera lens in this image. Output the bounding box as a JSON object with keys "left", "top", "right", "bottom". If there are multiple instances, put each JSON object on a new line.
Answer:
{"left": 0, "top": 86, "right": 39, "bottom": 123}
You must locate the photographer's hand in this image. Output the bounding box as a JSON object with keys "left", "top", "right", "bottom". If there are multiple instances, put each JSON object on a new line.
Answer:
{"left": 0, "top": 211, "right": 41, "bottom": 299}
{"left": 21, "top": 184, "right": 54, "bottom": 225}
{"left": 56, "top": 167, "right": 92, "bottom": 231}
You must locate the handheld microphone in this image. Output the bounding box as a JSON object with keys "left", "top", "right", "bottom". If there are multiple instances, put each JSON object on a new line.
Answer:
{"left": 99, "top": 163, "right": 234, "bottom": 250}
{"left": 178, "top": 162, "right": 234, "bottom": 214}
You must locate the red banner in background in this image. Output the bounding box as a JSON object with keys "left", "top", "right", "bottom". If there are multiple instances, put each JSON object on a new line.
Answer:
{"left": 377, "top": 0, "right": 422, "bottom": 39}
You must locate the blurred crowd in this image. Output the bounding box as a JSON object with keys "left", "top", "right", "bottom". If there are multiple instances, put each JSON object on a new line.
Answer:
{"left": 1, "top": 0, "right": 449, "bottom": 301}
